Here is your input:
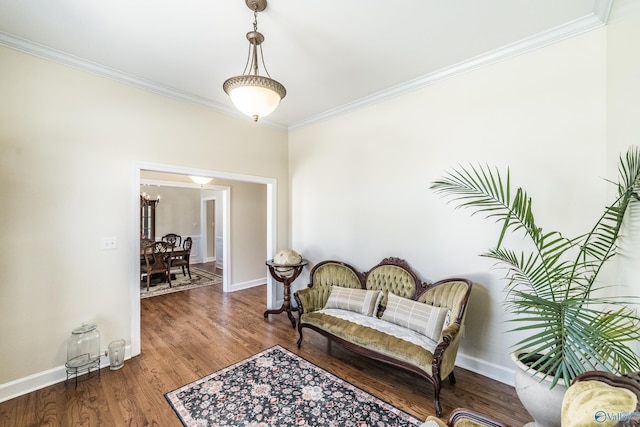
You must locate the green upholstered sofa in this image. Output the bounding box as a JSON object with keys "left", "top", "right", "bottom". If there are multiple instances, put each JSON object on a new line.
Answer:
{"left": 293, "top": 257, "right": 473, "bottom": 416}
{"left": 423, "top": 371, "right": 640, "bottom": 427}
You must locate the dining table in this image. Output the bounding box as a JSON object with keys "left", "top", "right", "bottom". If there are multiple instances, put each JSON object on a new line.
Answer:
{"left": 140, "top": 243, "right": 189, "bottom": 282}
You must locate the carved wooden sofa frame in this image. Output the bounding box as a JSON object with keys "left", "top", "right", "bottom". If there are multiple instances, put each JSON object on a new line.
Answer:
{"left": 293, "top": 257, "right": 472, "bottom": 416}
{"left": 424, "top": 371, "right": 640, "bottom": 426}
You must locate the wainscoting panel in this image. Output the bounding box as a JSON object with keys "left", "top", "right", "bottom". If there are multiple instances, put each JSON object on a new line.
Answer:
{"left": 215, "top": 237, "right": 223, "bottom": 263}
{"left": 186, "top": 235, "right": 202, "bottom": 264}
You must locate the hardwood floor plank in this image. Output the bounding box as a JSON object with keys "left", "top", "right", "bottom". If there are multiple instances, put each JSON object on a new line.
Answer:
{"left": 0, "top": 268, "right": 530, "bottom": 426}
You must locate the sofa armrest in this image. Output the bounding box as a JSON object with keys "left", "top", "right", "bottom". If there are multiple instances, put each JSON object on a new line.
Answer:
{"left": 425, "top": 409, "right": 510, "bottom": 427}
{"left": 423, "top": 416, "right": 448, "bottom": 427}
{"left": 447, "top": 408, "right": 511, "bottom": 427}
{"left": 441, "top": 322, "right": 460, "bottom": 342}
{"left": 294, "top": 287, "right": 325, "bottom": 314}
{"left": 433, "top": 322, "right": 461, "bottom": 380}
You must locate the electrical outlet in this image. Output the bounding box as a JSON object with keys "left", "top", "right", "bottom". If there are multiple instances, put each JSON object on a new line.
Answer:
{"left": 101, "top": 237, "right": 117, "bottom": 250}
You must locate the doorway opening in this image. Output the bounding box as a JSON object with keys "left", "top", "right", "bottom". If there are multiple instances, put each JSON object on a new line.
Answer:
{"left": 130, "top": 161, "right": 277, "bottom": 357}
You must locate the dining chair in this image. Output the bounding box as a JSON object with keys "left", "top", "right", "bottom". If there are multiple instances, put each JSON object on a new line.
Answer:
{"left": 162, "top": 233, "right": 182, "bottom": 247}
{"left": 141, "top": 241, "right": 174, "bottom": 291}
{"left": 139, "top": 238, "right": 155, "bottom": 282}
{"left": 171, "top": 237, "right": 192, "bottom": 279}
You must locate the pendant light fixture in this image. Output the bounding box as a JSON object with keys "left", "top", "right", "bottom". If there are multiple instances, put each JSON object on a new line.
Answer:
{"left": 188, "top": 176, "right": 213, "bottom": 185}
{"left": 223, "top": 0, "right": 286, "bottom": 122}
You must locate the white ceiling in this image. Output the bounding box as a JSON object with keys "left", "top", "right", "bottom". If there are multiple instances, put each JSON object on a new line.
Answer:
{"left": 0, "top": 0, "right": 612, "bottom": 128}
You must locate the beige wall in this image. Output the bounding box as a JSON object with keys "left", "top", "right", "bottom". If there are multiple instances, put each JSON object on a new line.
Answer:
{"left": 289, "top": 6, "right": 640, "bottom": 384}
{"left": 227, "top": 181, "right": 268, "bottom": 284}
{"left": 607, "top": 1, "right": 640, "bottom": 361}
{"left": 2, "top": 1, "right": 640, "bottom": 398}
{"left": 0, "top": 45, "right": 288, "bottom": 386}
{"left": 148, "top": 186, "right": 201, "bottom": 238}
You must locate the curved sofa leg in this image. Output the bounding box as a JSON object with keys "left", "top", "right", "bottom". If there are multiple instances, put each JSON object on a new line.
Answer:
{"left": 433, "top": 377, "right": 443, "bottom": 417}
{"left": 449, "top": 371, "right": 456, "bottom": 384}
{"left": 296, "top": 329, "right": 304, "bottom": 348}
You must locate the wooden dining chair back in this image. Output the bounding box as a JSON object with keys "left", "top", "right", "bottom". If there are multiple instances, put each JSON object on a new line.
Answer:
{"left": 139, "top": 239, "right": 155, "bottom": 281}
{"left": 171, "top": 237, "right": 192, "bottom": 279}
{"left": 141, "top": 241, "right": 174, "bottom": 291}
{"left": 162, "top": 233, "right": 182, "bottom": 247}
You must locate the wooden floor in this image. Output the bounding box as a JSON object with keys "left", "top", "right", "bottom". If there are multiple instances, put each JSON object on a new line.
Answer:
{"left": 0, "top": 264, "right": 530, "bottom": 426}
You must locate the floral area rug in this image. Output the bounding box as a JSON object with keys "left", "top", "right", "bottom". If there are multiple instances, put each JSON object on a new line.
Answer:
{"left": 165, "top": 345, "right": 424, "bottom": 427}
{"left": 140, "top": 266, "right": 222, "bottom": 299}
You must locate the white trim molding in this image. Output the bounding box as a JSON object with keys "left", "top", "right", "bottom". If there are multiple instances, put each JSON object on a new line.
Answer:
{"left": 0, "top": 1, "right": 612, "bottom": 132}
{"left": 0, "top": 349, "right": 130, "bottom": 403}
{"left": 289, "top": 10, "right": 609, "bottom": 129}
{"left": 455, "top": 351, "right": 516, "bottom": 387}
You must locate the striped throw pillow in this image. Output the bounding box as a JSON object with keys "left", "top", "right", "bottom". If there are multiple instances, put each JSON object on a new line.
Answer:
{"left": 382, "top": 292, "right": 450, "bottom": 341}
{"left": 324, "top": 286, "right": 381, "bottom": 316}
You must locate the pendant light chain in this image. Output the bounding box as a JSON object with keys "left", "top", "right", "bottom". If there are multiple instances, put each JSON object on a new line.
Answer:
{"left": 253, "top": 7, "right": 258, "bottom": 32}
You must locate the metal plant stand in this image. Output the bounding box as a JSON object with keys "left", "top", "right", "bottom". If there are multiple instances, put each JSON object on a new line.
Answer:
{"left": 65, "top": 354, "right": 101, "bottom": 388}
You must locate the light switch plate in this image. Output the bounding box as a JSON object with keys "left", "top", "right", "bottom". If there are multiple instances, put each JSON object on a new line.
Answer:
{"left": 101, "top": 237, "right": 117, "bottom": 250}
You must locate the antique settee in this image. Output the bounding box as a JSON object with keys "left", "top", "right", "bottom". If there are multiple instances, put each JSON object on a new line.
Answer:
{"left": 422, "top": 370, "right": 640, "bottom": 427}
{"left": 293, "top": 257, "right": 472, "bottom": 416}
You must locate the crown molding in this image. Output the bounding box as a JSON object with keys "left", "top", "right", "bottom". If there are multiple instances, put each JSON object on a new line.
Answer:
{"left": 0, "top": 0, "right": 611, "bottom": 132}
{"left": 288, "top": 10, "right": 608, "bottom": 130}
{"left": 0, "top": 30, "right": 286, "bottom": 130}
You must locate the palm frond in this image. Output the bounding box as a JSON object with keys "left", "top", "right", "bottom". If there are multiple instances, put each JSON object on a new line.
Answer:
{"left": 431, "top": 164, "right": 538, "bottom": 247}
{"left": 431, "top": 146, "right": 640, "bottom": 385}
{"left": 574, "top": 146, "right": 640, "bottom": 294}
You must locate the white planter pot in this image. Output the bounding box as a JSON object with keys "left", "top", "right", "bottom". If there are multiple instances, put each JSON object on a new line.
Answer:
{"left": 511, "top": 352, "right": 567, "bottom": 427}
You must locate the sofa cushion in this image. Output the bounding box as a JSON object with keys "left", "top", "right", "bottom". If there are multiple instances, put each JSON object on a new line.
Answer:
{"left": 323, "top": 286, "right": 381, "bottom": 316}
{"left": 382, "top": 292, "right": 449, "bottom": 341}
{"left": 301, "top": 310, "right": 437, "bottom": 374}
{"left": 318, "top": 308, "right": 439, "bottom": 352}
{"left": 561, "top": 380, "right": 638, "bottom": 427}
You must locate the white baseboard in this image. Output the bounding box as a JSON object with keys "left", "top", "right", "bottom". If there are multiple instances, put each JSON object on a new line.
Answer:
{"left": 230, "top": 277, "right": 266, "bottom": 292}
{"left": 455, "top": 351, "right": 515, "bottom": 386}
{"left": 0, "top": 365, "right": 68, "bottom": 403}
{"left": 1, "top": 329, "right": 514, "bottom": 404}
{"left": 0, "top": 349, "right": 130, "bottom": 403}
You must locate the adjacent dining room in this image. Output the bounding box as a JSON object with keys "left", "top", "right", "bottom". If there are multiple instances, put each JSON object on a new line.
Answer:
{"left": 137, "top": 170, "right": 270, "bottom": 300}
{"left": 139, "top": 172, "right": 225, "bottom": 299}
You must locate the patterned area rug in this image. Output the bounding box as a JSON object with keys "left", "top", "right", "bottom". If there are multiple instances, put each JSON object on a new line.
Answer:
{"left": 140, "top": 266, "right": 222, "bottom": 299}
{"left": 165, "top": 345, "right": 424, "bottom": 427}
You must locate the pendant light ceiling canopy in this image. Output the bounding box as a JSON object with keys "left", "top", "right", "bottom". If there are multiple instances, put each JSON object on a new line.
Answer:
{"left": 223, "top": 0, "right": 286, "bottom": 123}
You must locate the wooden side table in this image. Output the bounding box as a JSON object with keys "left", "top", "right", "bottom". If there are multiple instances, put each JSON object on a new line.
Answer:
{"left": 264, "top": 258, "right": 308, "bottom": 328}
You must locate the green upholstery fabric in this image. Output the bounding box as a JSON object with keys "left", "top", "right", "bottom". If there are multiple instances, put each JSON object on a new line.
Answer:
{"left": 366, "top": 264, "right": 417, "bottom": 306}
{"left": 301, "top": 311, "right": 435, "bottom": 375}
{"left": 445, "top": 419, "right": 486, "bottom": 427}
{"left": 425, "top": 412, "right": 506, "bottom": 427}
{"left": 423, "top": 417, "right": 448, "bottom": 427}
{"left": 425, "top": 374, "right": 640, "bottom": 427}
{"left": 296, "top": 259, "right": 471, "bottom": 382}
{"left": 298, "top": 262, "right": 362, "bottom": 313}
{"left": 418, "top": 280, "right": 470, "bottom": 329}
{"left": 295, "top": 258, "right": 472, "bottom": 417}
{"left": 438, "top": 323, "right": 462, "bottom": 378}
{"left": 562, "top": 380, "right": 637, "bottom": 427}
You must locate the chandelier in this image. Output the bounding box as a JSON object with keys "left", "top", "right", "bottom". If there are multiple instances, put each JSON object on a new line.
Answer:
{"left": 223, "top": 0, "right": 286, "bottom": 122}
{"left": 140, "top": 192, "right": 160, "bottom": 207}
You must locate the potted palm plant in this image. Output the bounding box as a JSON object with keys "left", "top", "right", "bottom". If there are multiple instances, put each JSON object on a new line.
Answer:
{"left": 430, "top": 146, "right": 640, "bottom": 426}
